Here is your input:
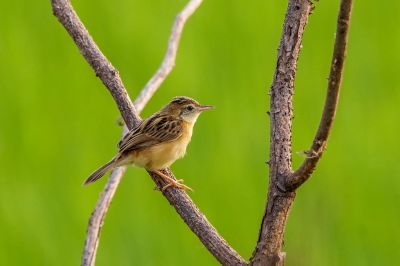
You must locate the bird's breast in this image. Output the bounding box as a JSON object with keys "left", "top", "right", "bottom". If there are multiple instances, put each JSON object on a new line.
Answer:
{"left": 131, "top": 122, "right": 194, "bottom": 170}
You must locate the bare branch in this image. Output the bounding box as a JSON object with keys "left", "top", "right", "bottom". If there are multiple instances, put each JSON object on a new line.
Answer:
{"left": 82, "top": 165, "right": 127, "bottom": 266}
{"left": 286, "top": 0, "right": 353, "bottom": 192}
{"left": 133, "top": 0, "right": 203, "bottom": 112}
{"left": 51, "top": 0, "right": 245, "bottom": 265}
{"left": 251, "top": 0, "right": 313, "bottom": 265}
{"left": 51, "top": 0, "right": 140, "bottom": 130}
{"left": 251, "top": 0, "right": 352, "bottom": 265}
{"left": 80, "top": 126, "right": 129, "bottom": 266}
{"left": 149, "top": 169, "right": 247, "bottom": 265}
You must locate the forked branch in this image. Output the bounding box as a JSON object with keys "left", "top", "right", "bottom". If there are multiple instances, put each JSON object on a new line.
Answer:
{"left": 251, "top": 0, "right": 352, "bottom": 265}
{"left": 251, "top": 1, "right": 313, "bottom": 265}
{"left": 286, "top": 0, "right": 353, "bottom": 192}
{"left": 51, "top": 0, "right": 245, "bottom": 265}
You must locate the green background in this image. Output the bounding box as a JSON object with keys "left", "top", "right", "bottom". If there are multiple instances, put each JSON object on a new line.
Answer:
{"left": 1, "top": 0, "right": 399, "bottom": 265}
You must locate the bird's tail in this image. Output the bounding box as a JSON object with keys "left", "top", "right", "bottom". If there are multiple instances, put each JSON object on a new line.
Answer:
{"left": 83, "top": 158, "right": 117, "bottom": 185}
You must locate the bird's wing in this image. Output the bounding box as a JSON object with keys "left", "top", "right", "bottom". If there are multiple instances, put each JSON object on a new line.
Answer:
{"left": 118, "top": 114, "right": 183, "bottom": 153}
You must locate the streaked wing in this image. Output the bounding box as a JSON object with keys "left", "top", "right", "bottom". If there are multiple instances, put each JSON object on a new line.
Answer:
{"left": 118, "top": 114, "right": 183, "bottom": 153}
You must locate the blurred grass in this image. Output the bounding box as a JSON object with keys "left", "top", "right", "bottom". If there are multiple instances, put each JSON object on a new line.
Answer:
{"left": 0, "top": 0, "right": 399, "bottom": 265}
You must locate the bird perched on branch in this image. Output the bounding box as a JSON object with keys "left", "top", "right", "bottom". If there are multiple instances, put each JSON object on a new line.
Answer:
{"left": 84, "top": 96, "right": 213, "bottom": 191}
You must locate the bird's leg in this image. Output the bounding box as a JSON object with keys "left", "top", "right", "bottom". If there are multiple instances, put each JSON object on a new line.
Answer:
{"left": 153, "top": 170, "right": 193, "bottom": 191}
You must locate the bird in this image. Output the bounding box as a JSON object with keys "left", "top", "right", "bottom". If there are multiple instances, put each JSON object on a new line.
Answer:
{"left": 83, "top": 96, "right": 213, "bottom": 191}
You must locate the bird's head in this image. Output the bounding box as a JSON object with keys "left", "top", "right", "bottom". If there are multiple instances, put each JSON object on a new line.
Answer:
{"left": 162, "top": 96, "right": 214, "bottom": 123}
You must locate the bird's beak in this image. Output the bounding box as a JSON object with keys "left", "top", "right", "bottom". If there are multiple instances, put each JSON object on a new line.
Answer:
{"left": 198, "top": 105, "right": 214, "bottom": 111}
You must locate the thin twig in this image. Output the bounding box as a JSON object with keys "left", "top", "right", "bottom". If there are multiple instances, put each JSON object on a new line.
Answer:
{"left": 82, "top": 165, "right": 127, "bottom": 266}
{"left": 286, "top": 0, "right": 353, "bottom": 192}
{"left": 81, "top": 126, "right": 129, "bottom": 266}
{"left": 134, "top": 0, "right": 203, "bottom": 112}
{"left": 51, "top": 0, "right": 245, "bottom": 265}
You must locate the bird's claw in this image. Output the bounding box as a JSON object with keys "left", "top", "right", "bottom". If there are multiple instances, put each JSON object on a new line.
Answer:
{"left": 161, "top": 179, "right": 193, "bottom": 191}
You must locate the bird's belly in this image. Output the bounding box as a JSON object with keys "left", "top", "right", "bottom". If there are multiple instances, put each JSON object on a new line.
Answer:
{"left": 130, "top": 139, "right": 189, "bottom": 170}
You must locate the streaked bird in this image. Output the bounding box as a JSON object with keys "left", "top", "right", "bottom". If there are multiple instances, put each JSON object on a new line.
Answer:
{"left": 84, "top": 96, "right": 213, "bottom": 191}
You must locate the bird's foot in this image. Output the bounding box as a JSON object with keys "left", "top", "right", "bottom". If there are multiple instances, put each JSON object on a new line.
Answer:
{"left": 162, "top": 179, "right": 193, "bottom": 191}
{"left": 153, "top": 170, "right": 193, "bottom": 192}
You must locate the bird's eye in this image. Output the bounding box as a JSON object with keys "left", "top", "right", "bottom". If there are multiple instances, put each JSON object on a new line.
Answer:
{"left": 186, "top": 105, "right": 194, "bottom": 111}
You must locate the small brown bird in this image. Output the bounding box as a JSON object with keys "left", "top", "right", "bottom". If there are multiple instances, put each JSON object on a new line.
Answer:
{"left": 84, "top": 96, "right": 213, "bottom": 190}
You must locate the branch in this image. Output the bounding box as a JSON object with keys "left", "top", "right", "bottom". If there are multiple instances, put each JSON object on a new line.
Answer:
{"left": 51, "top": 0, "right": 140, "bottom": 130}
{"left": 149, "top": 169, "right": 247, "bottom": 265}
{"left": 251, "top": 0, "right": 352, "bottom": 265}
{"left": 286, "top": 0, "right": 353, "bottom": 192}
{"left": 51, "top": 0, "right": 246, "bottom": 265}
{"left": 133, "top": 0, "right": 203, "bottom": 112}
{"left": 82, "top": 164, "right": 127, "bottom": 266}
{"left": 251, "top": 1, "right": 313, "bottom": 265}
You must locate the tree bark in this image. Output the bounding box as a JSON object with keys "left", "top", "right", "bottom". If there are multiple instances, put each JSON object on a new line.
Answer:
{"left": 251, "top": 1, "right": 313, "bottom": 265}
{"left": 251, "top": 0, "right": 352, "bottom": 265}
{"left": 287, "top": 0, "right": 353, "bottom": 191}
